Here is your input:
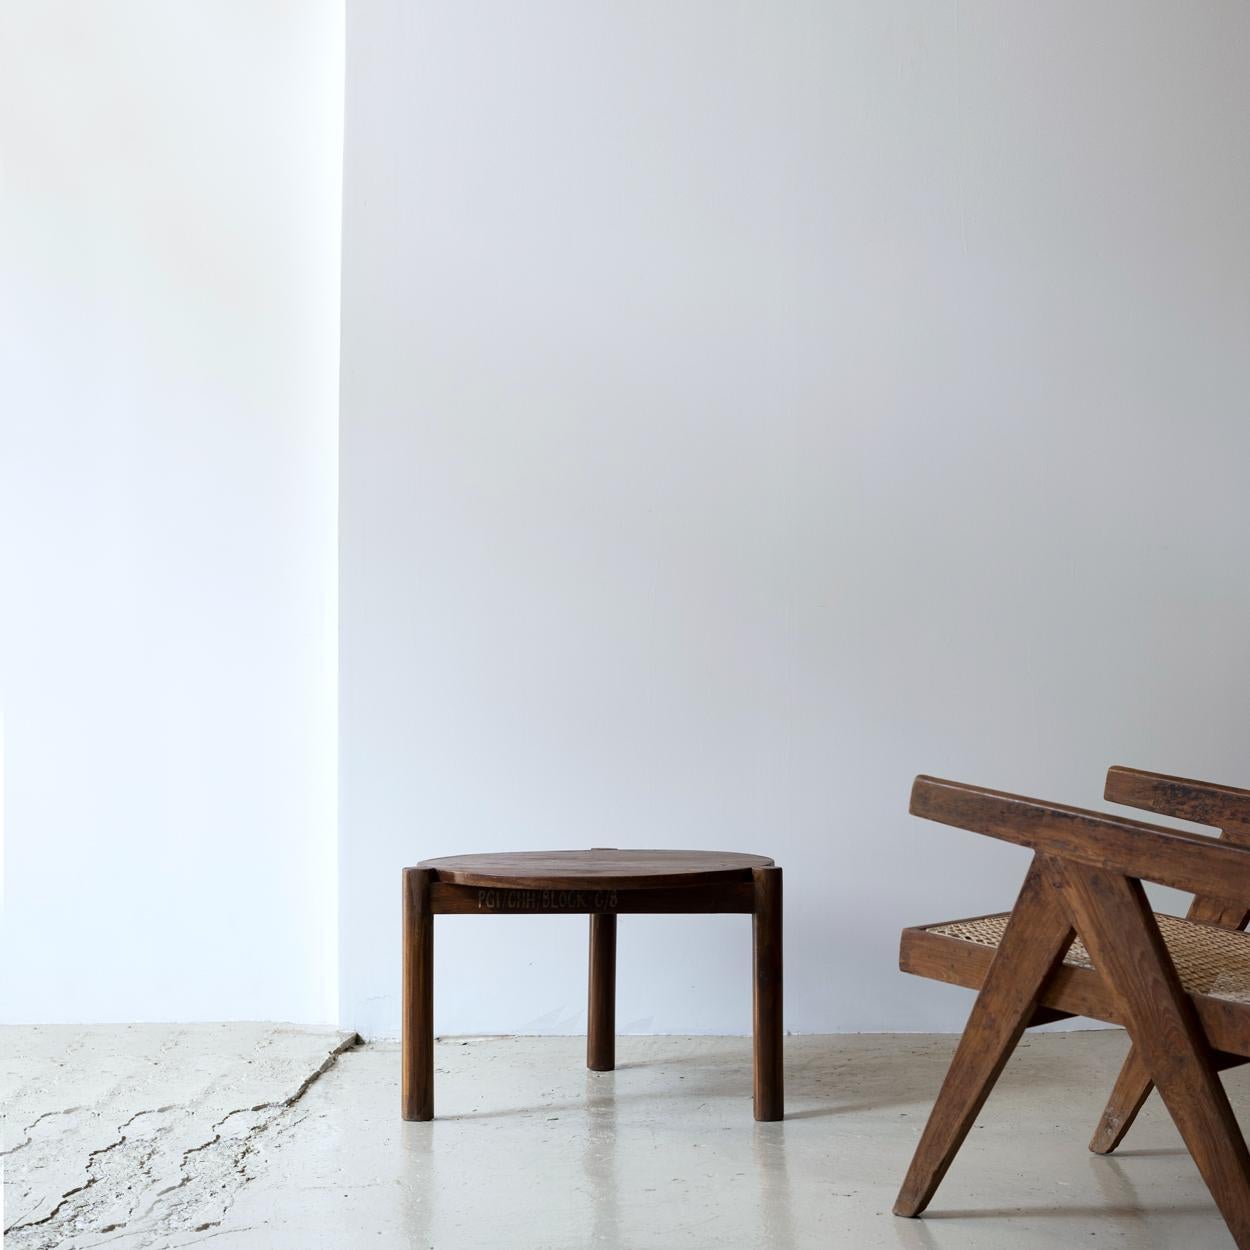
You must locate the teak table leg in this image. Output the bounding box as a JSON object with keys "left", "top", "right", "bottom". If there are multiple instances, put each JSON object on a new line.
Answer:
{"left": 587, "top": 913, "right": 617, "bottom": 1072}
{"left": 752, "top": 866, "right": 783, "bottom": 1122}
{"left": 402, "top": 867, "right": 434, "bottom": 1121}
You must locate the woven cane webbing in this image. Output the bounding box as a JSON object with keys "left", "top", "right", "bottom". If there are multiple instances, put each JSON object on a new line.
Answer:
{"left": 927, "top": 912, "right": 1250, "bottom": 1005}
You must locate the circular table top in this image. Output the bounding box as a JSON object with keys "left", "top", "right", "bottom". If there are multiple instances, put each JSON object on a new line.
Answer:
{"left": 417, "top": 849, "right": 774, "bottom": 890}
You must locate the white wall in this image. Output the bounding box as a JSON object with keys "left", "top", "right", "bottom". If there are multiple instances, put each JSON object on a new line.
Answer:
{"left": 340, "top": 0, "right": 1250, "bottom": 1039}
{"left": 0, "top": 2, "right": 344, "bottom": 1024}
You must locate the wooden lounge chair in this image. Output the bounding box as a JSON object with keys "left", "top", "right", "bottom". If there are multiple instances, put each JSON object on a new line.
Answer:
{"left": 895, "top": 769, "right": 1250, "bottom": 1248}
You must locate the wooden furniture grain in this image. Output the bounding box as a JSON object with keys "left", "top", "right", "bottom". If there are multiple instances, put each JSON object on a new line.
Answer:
{"left": 1089, "top": 767, "right": 1250, "bottom": 1155}
{"left": 895, "top": 770, "right": 1250, "bottom": 1248}
{"left": 401, "top": 849, "right": 783, "bottom": 1122}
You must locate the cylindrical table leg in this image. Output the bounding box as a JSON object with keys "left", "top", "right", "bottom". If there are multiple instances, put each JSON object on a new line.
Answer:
{"left": 752, "top": 866, "right": 783, "bottom": 1121}
{"left": 587, "top": 913, "right": 617, "bottom": 1072}
{"left": 402, "top": 867, "right": 434, "bottom": 1120}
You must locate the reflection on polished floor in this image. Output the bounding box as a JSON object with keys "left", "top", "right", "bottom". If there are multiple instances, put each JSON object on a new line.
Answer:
{"left": 3, "top": 1025, "right": 1242, "bottom": 1249}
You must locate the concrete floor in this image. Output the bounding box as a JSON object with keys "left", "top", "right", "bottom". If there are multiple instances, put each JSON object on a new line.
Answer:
{"left": 2, "top": 1025, "right": 1242, "bottom": 1249}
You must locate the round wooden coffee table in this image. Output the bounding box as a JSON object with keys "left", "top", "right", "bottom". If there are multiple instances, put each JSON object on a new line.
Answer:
{"left": 401, "top": 849, "right": 782, "bottom": 1122}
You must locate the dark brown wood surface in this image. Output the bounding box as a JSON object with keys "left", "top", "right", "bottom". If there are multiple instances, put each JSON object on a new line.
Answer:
{"left": 1106, "top": 765, "right": 1250, "bottom": 831}
{"left": 401, "top": 867, "right": 434, "bottom": 1121}
{"left": 1092, "top": 766, "right": 1250, "bottom": 1154}
{"left": 910, "top": 775, "right": 1250, "bottom": 904}
{"left": 418, "top": 849, "right": 773, "bottom": 890}
{"left": 1062, "top": 861, "right": 1250, "bottom": 1245}
{"left": 1088, "top": 1046, "right": 1155, "bottom": 1155}
{"left": 587, "top": 913, "right": 616, "bottom": 1072}
{"left": 894, "top": 859, "right": 1075, "bottom": 1217}
{"left": 752, "top": 866, "right": 784, "bottom": 1122}
{"left": 428, "top": 880, "right": 756, "bottom": 915}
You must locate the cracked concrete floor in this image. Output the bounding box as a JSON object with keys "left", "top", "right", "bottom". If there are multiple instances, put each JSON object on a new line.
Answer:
{"left": 3, "top": 1026, "right": 1246, "bottom": 1249}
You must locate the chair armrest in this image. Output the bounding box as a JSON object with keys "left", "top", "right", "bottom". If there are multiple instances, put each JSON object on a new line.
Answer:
{"left": 1105, "top": 766, "right": 1250, "bottom": 832}
{"left": 910, "top": 774, "right": 1250, "bottom": 902}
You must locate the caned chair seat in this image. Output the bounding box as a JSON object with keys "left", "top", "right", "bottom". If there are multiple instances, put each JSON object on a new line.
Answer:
{"left": 927, "top": 911, "right": 1250, "bottom": 1005}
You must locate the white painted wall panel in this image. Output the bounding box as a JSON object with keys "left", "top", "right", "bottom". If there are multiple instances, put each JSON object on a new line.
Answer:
{"left": 0, "top": 1, "right": 344, "bottom": 1024}
{"left": 340, "top": 1, "right": 1250, "bottom": 1037}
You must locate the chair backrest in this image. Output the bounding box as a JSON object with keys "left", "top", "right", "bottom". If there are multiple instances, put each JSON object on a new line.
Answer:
{"left": 1105, "top": 765, "right": 1250, "bottom": 833}
{"left": 1103, "top": 765, "right": 1250, "bottom": 928}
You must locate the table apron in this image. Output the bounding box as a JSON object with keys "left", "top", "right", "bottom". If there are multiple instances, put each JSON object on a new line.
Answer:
{"left": 429, "top": 880, "right": 756, "bottom": 915}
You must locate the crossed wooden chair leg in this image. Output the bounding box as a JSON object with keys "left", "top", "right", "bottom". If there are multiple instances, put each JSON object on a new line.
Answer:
{"left": 1088, "top": 766, "right": 1250, "bottom": 1159}
{"left": 1090, "top": 1041, "right": 1250, "bottom": 1156}
{"left": 1066, "top": 864, "right": 1250, "bottom": 1247}
{"left": 896, "top": 842, "right": 1250, "bottom": 1248}
{"left": 1089, "top": 892, "right": 1250, "bottom": 1156}
{"left": 1087, "top": 1045, "right": 1155, "bottom": 1156}
{"left": 894, "top": 858, "right": 1075, "bottom": 1218}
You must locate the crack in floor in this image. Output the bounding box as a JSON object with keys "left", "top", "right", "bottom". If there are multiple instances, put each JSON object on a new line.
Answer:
{"left": 5, "top": 1113, "right": 158, "bottom": 1234}
{"left": 2, "top": 1107, "right": 85, "bottom": 1158}
{"left": 4, "top": 1034, "right": 361, "bottom": 1250}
